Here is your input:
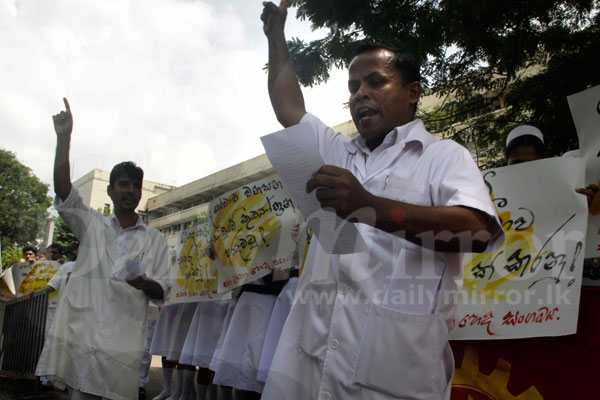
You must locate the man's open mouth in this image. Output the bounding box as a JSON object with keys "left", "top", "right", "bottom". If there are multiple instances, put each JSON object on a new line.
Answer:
{"left": 356, "top": 106, "right": 378, "bottom": 123}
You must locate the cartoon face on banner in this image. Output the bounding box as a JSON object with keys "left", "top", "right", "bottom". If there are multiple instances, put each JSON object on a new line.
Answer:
{"left": 453, "top": 158, "right": 587, "bottom": 339}
{"left": 166, "top": 222, "right": 230, "bottom": 303}
{"left": 209, "top": 174, "right": 299, "bottom": 291}
{"left": 177, "top": 223, "right": 217, "bottom": 291}
{"left": 211, "top": 188, "right": 282, "bottom": 267}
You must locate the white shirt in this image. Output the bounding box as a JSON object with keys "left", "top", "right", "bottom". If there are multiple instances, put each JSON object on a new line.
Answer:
{"left": 47, "top": 261, "right": 75, "bottom": 307}
{"left": 262, "top": 113, "right": 504, "bottom": 400}
{"left": 110, "top": 213, "right": 146, "bottom": 274}
{"left": 35, "top": 187, "right": 171, "bottom": 400}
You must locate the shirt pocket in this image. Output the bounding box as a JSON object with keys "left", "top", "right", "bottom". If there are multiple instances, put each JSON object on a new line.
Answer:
{"left": 379, "top": 173, "right": 430, "bottom": 206}
{"left": 352, "top": 303, "right": 446, "bottom": 399}
{"left": 298, "top": 281, "right": 337, "bottom": 360}
{"left": 63, "top": 296, "right": 95, "bottom": 346}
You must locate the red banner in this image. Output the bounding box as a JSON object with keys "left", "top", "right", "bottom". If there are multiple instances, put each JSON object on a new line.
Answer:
{"left": 451, "top": 287, "right": 600, "bottom": 399}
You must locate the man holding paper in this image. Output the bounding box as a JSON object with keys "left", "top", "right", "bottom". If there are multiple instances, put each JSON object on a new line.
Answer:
{"left": 260, "top": 1, "right": 504, "bottom": 399}
{"left": 35, "top": 98, "right": 171, "bottom": 400}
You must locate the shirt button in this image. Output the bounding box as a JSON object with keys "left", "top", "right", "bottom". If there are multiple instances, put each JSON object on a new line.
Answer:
{"left": 321, "top": 392, "right": 331, "bottom": 400}
{"left": 338, "top": 284, "right": 348, "bottom": 295}
{"left": 98, "top": 323, "right": 104, "bottom": 329}
{"left": 330, "top": 339, "right": 340, "bottom": 350}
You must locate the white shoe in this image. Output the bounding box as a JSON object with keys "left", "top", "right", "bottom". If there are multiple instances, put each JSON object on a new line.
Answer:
{"left": 152, "top": 391, "right": 173, "bottom": 400}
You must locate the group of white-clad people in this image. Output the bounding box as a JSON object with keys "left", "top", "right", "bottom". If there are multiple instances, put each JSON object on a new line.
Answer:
{"left": 143, "top": 262, "right": 301, "bottom": 400}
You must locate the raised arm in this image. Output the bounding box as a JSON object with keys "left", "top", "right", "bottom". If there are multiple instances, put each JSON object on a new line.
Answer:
{"left": 53, "top": 98, "right": 73, "bottom": 201}
{"left": 261, "top": 0, "right": 306, "bottom": 127}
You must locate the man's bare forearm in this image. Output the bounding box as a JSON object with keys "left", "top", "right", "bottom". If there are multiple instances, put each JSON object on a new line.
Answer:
{"left": 263, "top": 0, "right": 306, "bottom": 127}
{"left": 267, "top": 31, "right": 306, "bottom": 127}
{"left": 370, "top": 195, "right": 494, "bottom": 253}
{"left": 53, "top": 98, "right": 73, "bottom": 201}
{"left": 54, "top": 136, "right": 72, "bottom": 201}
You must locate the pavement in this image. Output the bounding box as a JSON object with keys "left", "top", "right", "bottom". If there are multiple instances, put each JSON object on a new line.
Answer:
{"left": 0, "top": 356, "right": 165, "bottom": 400}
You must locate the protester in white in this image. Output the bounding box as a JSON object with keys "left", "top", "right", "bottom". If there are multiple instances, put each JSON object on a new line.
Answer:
{"left": 208, "top": 299, "right": 238, "bottom": 400}
{"left": 506, "top": 126, "right": 599, "bottom": 205}
{"left": 36, "top": 98, "right": 172, "bottom": 400}
{"left": 260, "top": 2, "right": 504, "bottom": 399}
{"left": 257, "top": 224, "right": 302, "bottom": 383}
{"left": 167, "top": 302, "right": 198, "bottom": 400}
{"left": 210, "top": 280, "right": 277, "bottom": 399}
{"left": 505, "top": 125, "right": 546, "bottom": 165}
{"left": 139, "top": 306, "right": 159, "bottom": 400}
{"left": 36, "top": 259, "right": 76, "bottom": 388}
{"left": 149, "top": 301, "right": 198, "bottom": 400}
{"left": 45, "top": 259, "right": 75, "bottom": 335}
{"left": 150, "top": 304, "right": 180, "bottom": 400}
{"left": 256, "top": 269, "right": 299, "bottom": 383}
{"left": 178, "top": 300, "right": 230, "bottom": 400}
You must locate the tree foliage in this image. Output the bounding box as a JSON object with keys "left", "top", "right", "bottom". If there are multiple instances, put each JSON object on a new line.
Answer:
{"left": 52, "top": 216, "right": 79, "bottom": 261}
{"left": 1, "top": 246, "right": 22, "bottom": 271}
{"left": 286, "top": 0, "right": 599, "bottom": 165}
{"left": 0, "top": 149, "right": 51, "bottom": 250}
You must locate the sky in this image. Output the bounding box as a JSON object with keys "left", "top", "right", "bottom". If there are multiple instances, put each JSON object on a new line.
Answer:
{"left": 0, "top": 0, "right": 351, "bottom": 189}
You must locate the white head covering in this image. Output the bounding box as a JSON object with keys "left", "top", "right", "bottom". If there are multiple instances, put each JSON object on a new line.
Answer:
{"left": 506, "top": 125, "right": 544, "bottom": 148}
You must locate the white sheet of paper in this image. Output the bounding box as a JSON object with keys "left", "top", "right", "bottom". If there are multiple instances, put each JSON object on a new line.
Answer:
{"left": 114, "top": 259, "right": 148, "bottom": 281}
{"left": 261, "top": 124, "right": 361, "bottom": 254}
{"left": 568, "top": 84, "right": 600, "bottom": 260}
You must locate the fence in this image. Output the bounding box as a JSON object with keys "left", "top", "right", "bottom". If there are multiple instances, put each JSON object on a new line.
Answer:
{"left": 0, "top": 291, "right": 48, "bottom": 378}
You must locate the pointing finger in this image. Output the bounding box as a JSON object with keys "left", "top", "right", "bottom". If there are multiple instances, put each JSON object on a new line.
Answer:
{"left": 63, "top": 97, "right": 71, "bottom": 113}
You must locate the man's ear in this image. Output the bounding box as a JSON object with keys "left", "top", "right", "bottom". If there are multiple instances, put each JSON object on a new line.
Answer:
{"left": 107, "top": 184, "right": 113, "bottom": 200}
{"left": 408, "top": 81, "right": 422, "bottom": 105}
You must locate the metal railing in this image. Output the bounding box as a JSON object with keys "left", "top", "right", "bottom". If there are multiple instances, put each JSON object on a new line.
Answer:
{"left": 0, "top": 291, "right": 48, "bottom": 378}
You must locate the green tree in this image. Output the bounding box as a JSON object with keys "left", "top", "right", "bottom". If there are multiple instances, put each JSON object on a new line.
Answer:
{"left": 0, "top": 149, "right": 52, "bottom": 249}
{"left": 52, "top": 216, "right": 79, "bottom": 261}
{"left": 285, "top": 0, "right": 599, "bottom": 165}
{"left": 1, "top": 246, "right": 22, "bottom": 271}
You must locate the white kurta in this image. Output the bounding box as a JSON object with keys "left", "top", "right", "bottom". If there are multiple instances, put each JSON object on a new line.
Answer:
{"left": 211, "top": 292, "right": 276, "bottom": 393}
{"left": 257, "top": 276, "right": 299, "bottom": 383}
{"left": 35, "top": 187, "right": 171, "bottom": 400}
{"left": 45, "top": 261, "right": 75, "bottom": 336}
{"left": 262, "top": 114, "right": 505, "bottom": 400}
{"left": 179, "top": 300, "right": 230, "bottom": 367}
{"left": 209, "top": 298, "right": 238, "bottom": 372}
{"left": 164, "top": 302, "right": 198, "bottom": 362}
{"left": 150, "top": 303, "right": 181, "bottom": 357}
{"left": 47, "top": 261, "right": 75, "bottom": 294}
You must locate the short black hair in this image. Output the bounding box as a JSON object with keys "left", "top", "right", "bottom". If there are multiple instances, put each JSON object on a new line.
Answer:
{"left": 23, "top": 245, "right": 37, "bottom": 254}
{"left": 109, "top": 161, "right": 144, "bottom": 187}
{"left": 49, "top": 243, "right": 63, "bottom": 254}
{"left": 352, "top": 42, "right": 421, "bottom": 85}
{"left": 505, "top": 135, "right": 545, "bottom": 160}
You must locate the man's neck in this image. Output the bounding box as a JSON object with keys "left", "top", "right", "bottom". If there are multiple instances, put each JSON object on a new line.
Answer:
{"left": 114, "top": 209, "right": 139, "bottom": 229}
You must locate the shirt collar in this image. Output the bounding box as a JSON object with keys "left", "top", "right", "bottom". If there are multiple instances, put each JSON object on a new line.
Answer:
{"left": 344, "top": 119, "right": 435, "bottom": 155}
{"left": 108, "top": 212, "right": 145, "bottom": 231}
